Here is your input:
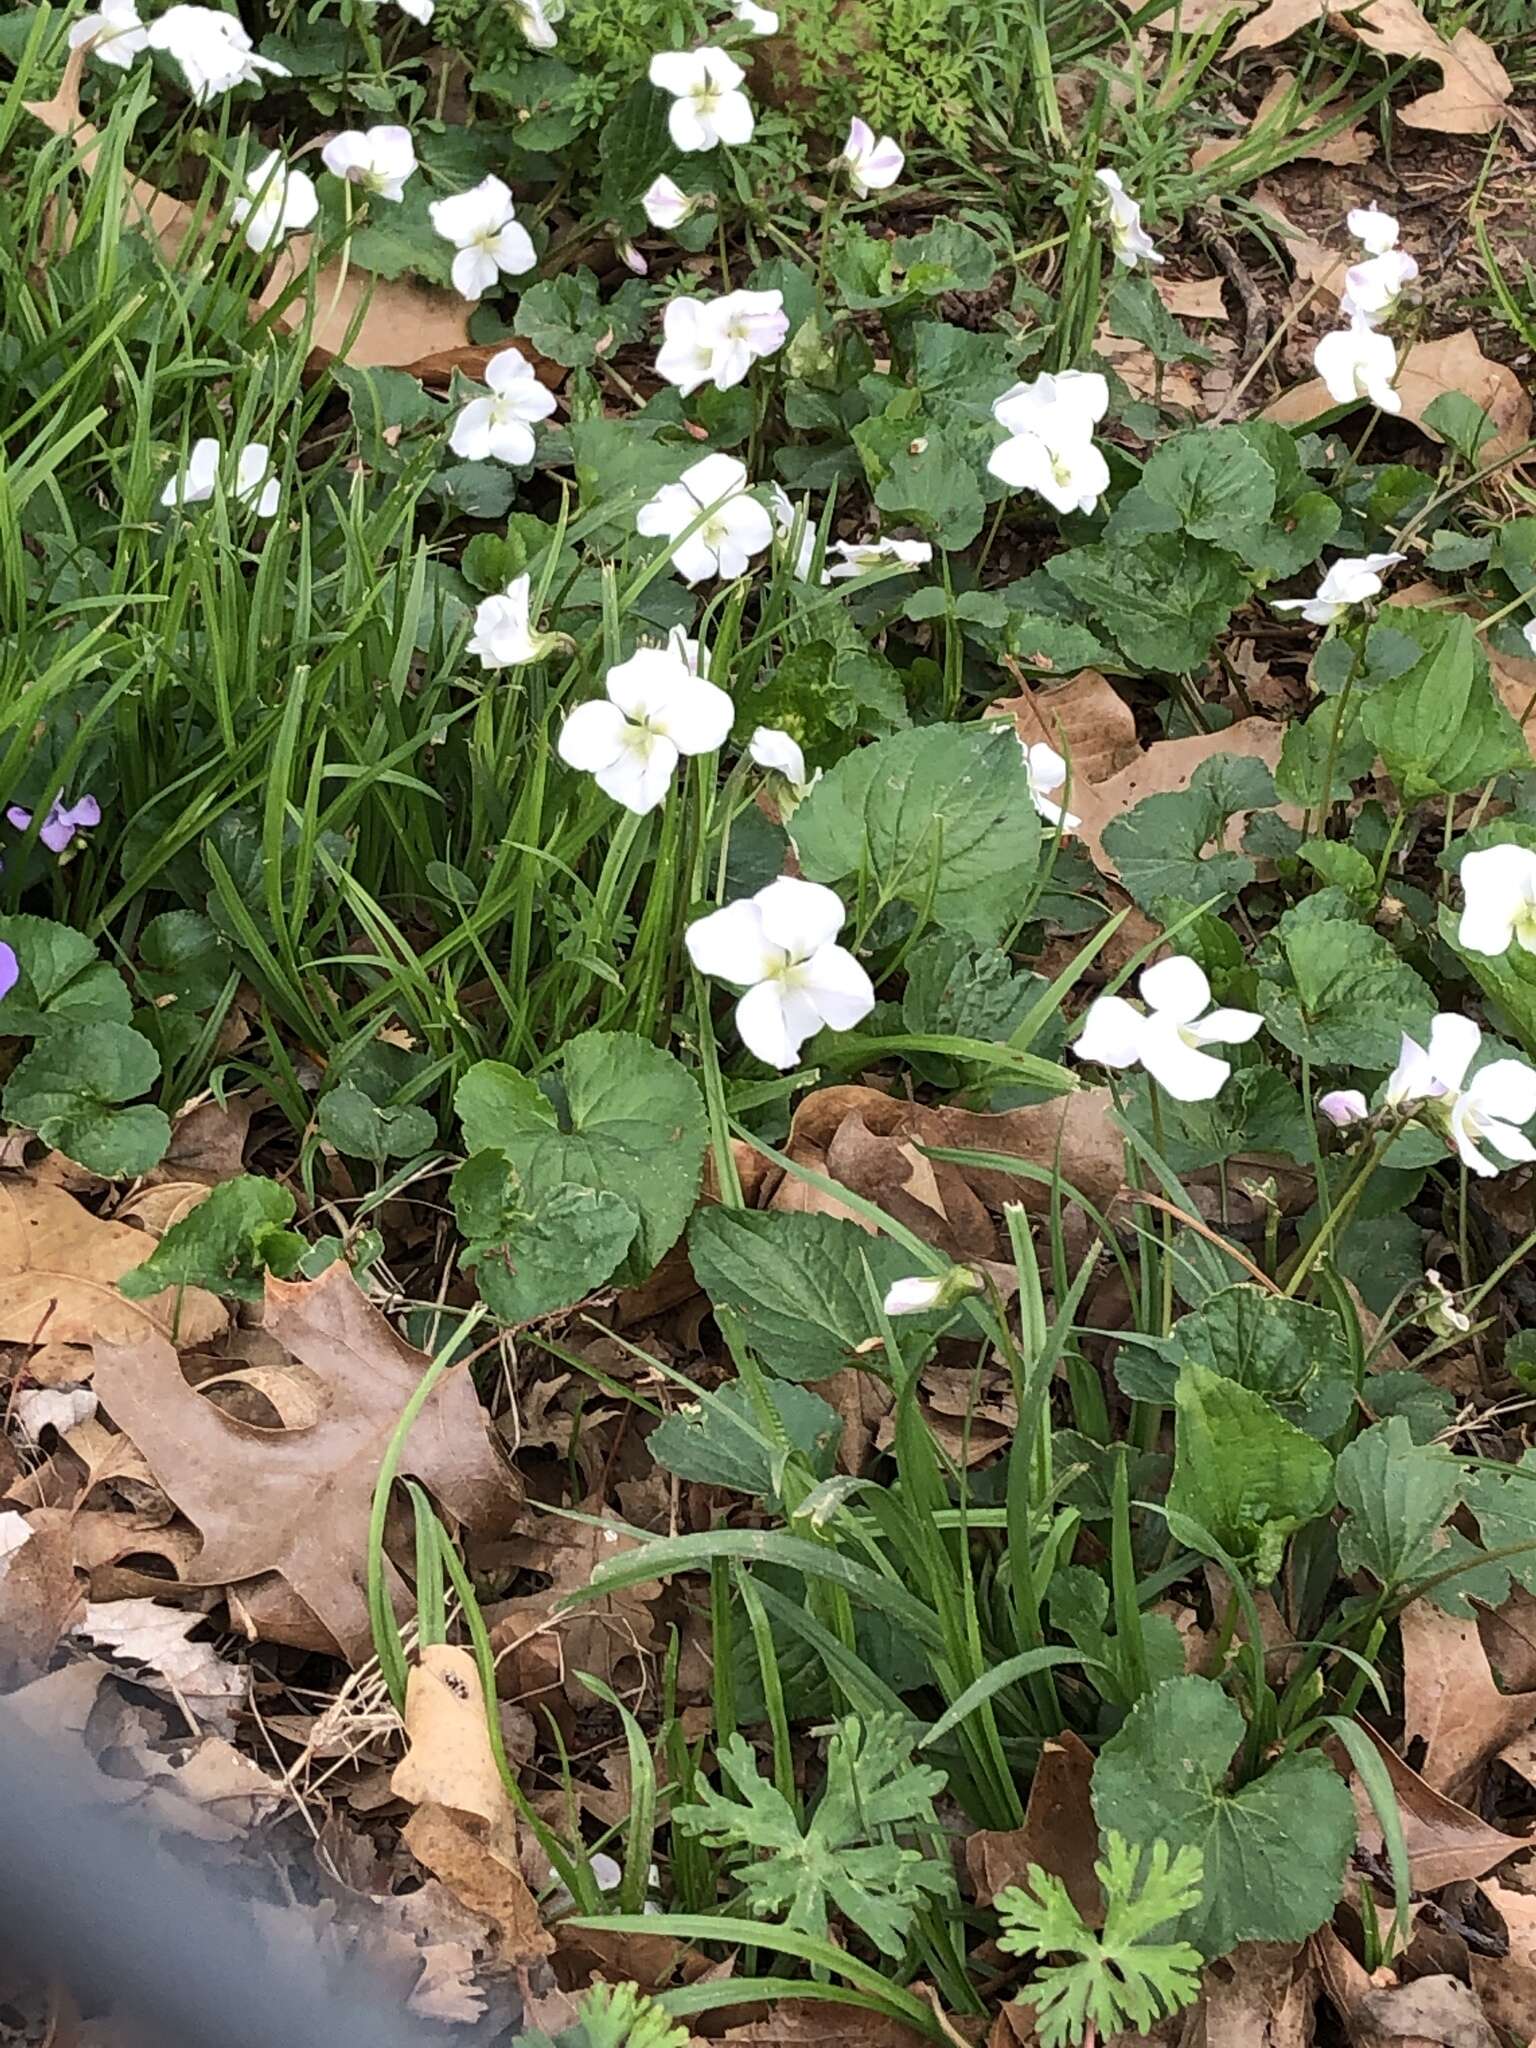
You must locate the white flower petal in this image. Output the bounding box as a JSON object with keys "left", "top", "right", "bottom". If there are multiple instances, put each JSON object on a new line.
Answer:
{"left": 735, "top": 978, "right": 819, "bottom": 1068}
{"left": 797, "top": 943, "right": 875, "bottom": 1032}
{"left": 595, "top": 731, "right": 678, "bottom": 814}
{"left": 1137, "top": 1021, "right": 1231, "bottom": 1102}
{"left": 686, "top": 901, "right": 782, "bottom": 986}
{"left": 1138, "top": 954, "right": 1212, "bottom": 1025}
{"left": 1073, "top": 994, "right": 1143, "bottom": 1069}
{"left": 755, "top": 876, "right": 846, "bottom": 958}
{"left": 557, "top": 699, "right": 629, "bottom": 771}
{"left": 1189, "top": 1006, "right": 1264, "bottom": 1048}
{"left": 1427, "top": 1012, "right": 1481, "bottom": 1093}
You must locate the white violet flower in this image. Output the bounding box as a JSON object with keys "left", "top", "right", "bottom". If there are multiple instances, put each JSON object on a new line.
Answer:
{"left": 643, "top": 175, "right": 696, "bottom": 230}
{"left": 1271, "top": 551, "right": 1404, "bottom": 626}
{"left": 1458, "top": 844, "right": 1536, "bottom": 959}
{"left": 558, "top": 644, "right": 733, "bottom": 815}
{"left": 1313, "top": 322, "right": 1401, "bottom": 414}
{"left": 1423, "top": 1268, "right": 1472, "bottom": 1339}
{"left": 654, "top": 290, "right": 787, "bottom": 393}
{"left": 230, "top": 151, "right": 318, "bottom": 255}
{"left": 748, "top": 726, "right": 812, "bottom": 795}
{"left": 146, "top": 5, "right": 289, "bottom": 102}
{"left": 69, "top": 0, "right": 149, "bottom": 67}
{"left": 429, "top": 176, "right": 536, "bottom": 302}
{"left": 730, "top": 0, "right": 779, "bottom": 32}
{"left": 1022, "top": 742, "right": 1080, "bottom": 832}
{"left": 841, "top": 118, "right": 904, "bottom": 198}
{"left": 988, "top": 370, "right": 1111, "bottom": 516}
{"left": 771, "top": 485, "right": 818, "bottom": 582}
{"left": 391, "top": 0, "right": 435, "bottom": 20}
{"left": 686, "top": 876, "right": 875, "bottom": 1070}
{"left": 635, "top": 452, "right": 773, "bottom": 585}
{"left": 1386, "top": 1014, "right": 1536, "bottom": 1177}
{"left": 1340, "top": 249, "right": 1418, "bottom": 327}
{"left": 1319, "top": 1088, "right": 1369, "bottom": 1128}
{"left": 1347, "top": 204, "right": 1400, "bottom": 255}
{"left": 449, "top": 346, "right": 556, "bottom": 466}
{"left": 467, "top": 575, "right": 563, "bottom": 670}
{"left": 708, "top": 288, "right": 789, "bottom": 386}
{"left": 1095, "top": 168, "right": 1163, "bottom": 269}
{"left": 1073, "top": 956, "right": 1263, "bottom": 1102}
{"left": 160, "top": 438, "right": 280, "bottom": 518}
{"left": 321, "top": 125, "right": 417, "bottom": 202}
{"left": 648, "top": 48, "right": 754, "bottom": 152}
{"left": 821, "top": 537, "right": 933, "bottom": 581}
{"left": 514, "top": 0, "right": 563, "bottom": 47}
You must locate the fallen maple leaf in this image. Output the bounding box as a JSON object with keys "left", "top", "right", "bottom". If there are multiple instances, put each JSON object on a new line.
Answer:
{"left": 90, "top": 1262, "right": 520, "bottom": 1660}
{"left": 0, "top": 1176, "right": 226, "bottom": 1348}
{"left": 1265, "top": 328, "right": 1532, "bottom": 464}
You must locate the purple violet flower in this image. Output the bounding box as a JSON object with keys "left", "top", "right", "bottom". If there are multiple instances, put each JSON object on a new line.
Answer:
{"left": 6, "top": 794, "right": 101, "bottom": 855}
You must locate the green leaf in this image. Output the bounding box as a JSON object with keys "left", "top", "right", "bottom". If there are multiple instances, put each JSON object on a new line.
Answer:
{"left": 138, "top": 911, "right": 232, "bottom": 1012}
{"left": 851, "top": 412, "right": 984, "bottom": 551}
{"left": 672, "top": 1717, "right": 951, "bottom": 1958}
{"left": 1300, "top": 838, "right": 1376, "bottom": 903}
{"left": 453, "top": 1153, "right": 639, "bottom": 1322}
{"left": 1360, "top": 610, "right": 1526, "bottom": 800}
{"left": 648, "top": 1379, "right": 841, "bottom": 1495}
{"left": 1422, "top": 391, "right": 1499, "bottom": 466}
{"left": 997, "top": 1834, "right": 1205, "bottom": 2048}
{"left": 1464, "top": 1450, "right": 1536, "bottom": 1600}
{"left": 1138, "top": 428, "right": 1276, "bottom": 550}
{"left": 1256, "top": 904, "right": 1434, "bottom": 1067}
{"left": 453, "top": 1029, "right": 705, "bottom": 1277}
{"left": 1099, "top": 753, "right": 1275, "bottom": 915}
{"left": 1122, "top": 1286, "right": 1353, "bottom": 1437}
{"left": 1124, "top": 1068, "right": 1310, "bottom": 1174}
{"left": 3, "top": 1021, "right": 170, "bottom": 1177}
{"left": 1105, "top": 276, "right": 1213, "bottom": 366}
{"left": 1046, "top": 535, "right": 1249, "bottom": 674}
{"left": 1092, "top": 1675, "right": 1357, "bottom": 1956}
{"left": 791, "top": 721, "right": 1041, "bottom": 945}
{"left": 1167, "top": 1363, "right": 1334, "bottom": 1582}
{"left": 318, "top": 1083, "right": 437, "bottom": 1164}
{"left": 1335, "top": 1418, "right": 1463, "bottom": 1593}
{"left": 514, "top": 270, "right": 648, "bottom": 369}
{"left": 890, "top": 219, "right": 997, "bottom": 295}
{"left": 119, "top": 1175, "right": 298, "bottom": 1304}
{"left": 0, "top": 915, "right": 132, "bottom": 1033}
{"left": 688, "top": 1209, "right": 945, "bottom": 1381}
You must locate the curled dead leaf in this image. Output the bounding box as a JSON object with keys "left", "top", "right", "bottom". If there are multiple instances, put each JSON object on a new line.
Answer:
{"left": 965, "top": 1731, "right": 1102, "bottom": 1923}
{"left": 1351, "top": 1721, "right": 1525, "bottom": 1890}
{"left": 391, "top": 1643, "right": 508, "bottom": 1827}
{"left": 767, "top": 1084, "right": 1125, "bottom": 1247}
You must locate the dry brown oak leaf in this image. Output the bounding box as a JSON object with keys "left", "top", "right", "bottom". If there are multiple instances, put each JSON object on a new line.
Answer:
{"left": 91, "top": 1263, "right": 521, "bottom": 1662}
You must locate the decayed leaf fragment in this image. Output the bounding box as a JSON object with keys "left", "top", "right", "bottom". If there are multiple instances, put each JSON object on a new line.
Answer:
{"left": 391, "top": 1647, "right": 552, "bottom": 1965}
{"left": 1399, "top": 1600, "right": 1536, "bottom": 1801}
{"left": 1350, "top": 1721, "right": 1524, "bottom": 1889}
{"left": 0, "top": 1176, "right": 226, "bottom": 1347}
{"left": 90, "top": 1262, "right": 519, "bottom": 1659}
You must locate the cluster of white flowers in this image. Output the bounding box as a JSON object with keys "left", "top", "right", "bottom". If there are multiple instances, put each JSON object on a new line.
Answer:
{"left": 161, "top": 438, "right": 281, "bottom": 517}
{"left": 1313, "top": 207, "right": 1411, "bottom": 416}
{"left": 72, "top": 1, "right": 291, "bottom": 97}
{"left": 655, "top": 290, "right": 789, "bottom": 395}
{"left": 988, "top": 370, "right": 1110, "bottom": 516}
